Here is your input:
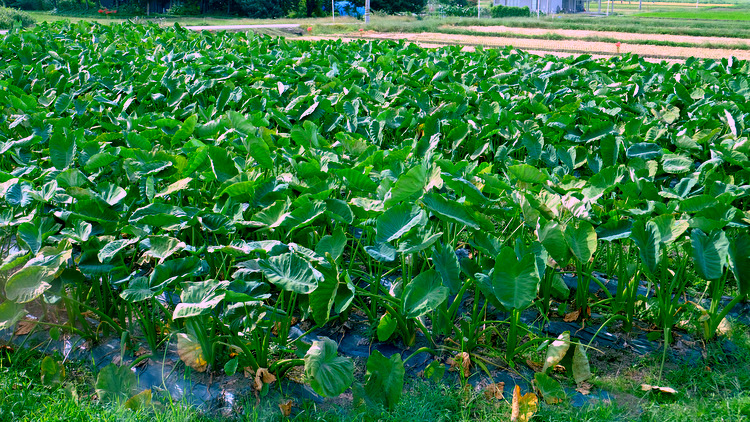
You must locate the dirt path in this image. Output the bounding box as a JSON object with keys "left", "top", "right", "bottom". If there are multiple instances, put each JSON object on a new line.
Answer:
{"left": 457, "top": 25, "right": 750, "bottom": 47}
{"left": 312, "top": 32, "right": 750, "bottom": 61}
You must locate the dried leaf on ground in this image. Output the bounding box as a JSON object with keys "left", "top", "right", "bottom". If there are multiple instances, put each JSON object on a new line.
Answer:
{"left": 447, "top": 352, "right": 470, "bottom": 377}
{"left": 576, "top": 381, "right": 592, "bottom": 395}
{"left": 279, "top": 400, "right": 293, "bottom": 416}
{"left": 484, "top": 382, "right": 505, "bottom": 400}
{"left": 641, "top": 384, "right": 677, "bottom": 394}
{"left": 14, "top": 319, "right": 37, "bottom": 336}
{"left": 254, "top": 368, "right": 276, "bottom": 391}
{"left": 563, "top": 310, "right": 580, "bottom": 322}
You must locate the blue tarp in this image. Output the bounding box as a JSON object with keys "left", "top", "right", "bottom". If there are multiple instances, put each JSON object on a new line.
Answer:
{"left": 322, "top": 1, "right": 365, "bottom": 17}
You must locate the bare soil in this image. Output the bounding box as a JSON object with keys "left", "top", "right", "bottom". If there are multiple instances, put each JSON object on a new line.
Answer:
{"left": 457, "top": 25, "right": 750, "bottom": 47}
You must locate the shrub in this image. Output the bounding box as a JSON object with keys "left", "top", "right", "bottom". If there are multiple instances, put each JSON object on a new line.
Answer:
{"left": 489, "top": 5, "right": 530, "bottom": 17}
{"left": 236, "top": 0, "right": 284, "bottom": 17}
{"left": 0, "top": 6, "right": 34, "bottom": 28}
{"left": 440, "top": 5, "right": 484, "bottom": 17}
{"left": 6, "top": 0, "right": 52, "bottom": 11}
{"left": 166, "top": 0, "right": 201, "bottom": 15}
{"left": 54, "top": 0, "right": 98, "bottom": 13}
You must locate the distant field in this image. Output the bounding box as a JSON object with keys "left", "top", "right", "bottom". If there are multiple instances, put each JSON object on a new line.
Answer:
{"left": 635, "top": 6, "right": 750, "bottom": 19}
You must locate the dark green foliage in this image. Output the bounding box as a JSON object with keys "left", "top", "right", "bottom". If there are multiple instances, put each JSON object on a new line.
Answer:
{"left": 235, "top": 0, "right": 284, "bottom": 17}
{"left": 0, "top": 6, "right": 34, "bottom": 28}
{"left": 489, "top": 5, "right": 530, "bottom": 17}
{"left": 351, "top": 0, "right": 427, "bottom": 14}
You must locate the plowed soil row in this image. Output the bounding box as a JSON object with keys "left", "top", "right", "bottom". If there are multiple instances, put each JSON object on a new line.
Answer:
{"left": 457, "top": 25, "right": 750, "bottom": 47}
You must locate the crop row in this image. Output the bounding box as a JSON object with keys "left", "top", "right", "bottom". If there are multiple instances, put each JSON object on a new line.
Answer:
{"left": 0, "top": 21, "right": 748, "bottom": 408}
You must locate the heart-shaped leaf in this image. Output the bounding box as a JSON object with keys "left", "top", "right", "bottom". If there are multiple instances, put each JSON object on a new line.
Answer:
{"left": 304, "top": 337, "right": 354, "bottom": 397}
{"left": 95, "top": 363, "right": 138, "bottom": 404}
{"left": 5, "top": 266, "right": 52, "bottom": 303}
{"left": 259, "top": 253, "right": 322, "bottom": 294}
{"left": 402, "top": 269, "right": 449, "bottom": 318}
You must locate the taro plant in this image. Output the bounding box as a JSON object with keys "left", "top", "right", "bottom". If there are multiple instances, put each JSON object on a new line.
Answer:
{"left": 693, "top": 230, "right": 749, "bottom": 340}
{"left": 475, "top": 246, "right": 541, "bottom": 366}
{"left": 630, "top": 215, "right": 690, "bottom": 342}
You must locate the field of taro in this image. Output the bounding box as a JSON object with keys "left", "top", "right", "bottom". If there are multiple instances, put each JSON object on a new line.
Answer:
{"left": 0, "top": 21, "right": 749, "bottom": 411}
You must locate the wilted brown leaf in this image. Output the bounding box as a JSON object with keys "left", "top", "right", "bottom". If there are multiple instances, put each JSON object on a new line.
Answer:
{"left": 641, "top": 384, "right": 677, "bottom": 394}
{"left": 576, "top": 381, "right": 592, "bottom": 395}
{"left": 447, "top": 352, "right": 471, "bottom": 378}
{"left": 484, "top": 382, "right": 505, "bottom": 400}
{"left": 511, "top": 384, "right": 520, "bottom": 421}
{"left": 563, "top": 310, "right": 580, "bottom": 322}
{"left": 525, "top": 359, "right": 543, "bottom": 373}
{"left": 14, "top": 319, "right": 37, "bottom": 336}
{"left": 279, "top": 400, "right": 293, "bottom": 417}
{"left": 254, "top": 368, "right": 276, "bottom": 391}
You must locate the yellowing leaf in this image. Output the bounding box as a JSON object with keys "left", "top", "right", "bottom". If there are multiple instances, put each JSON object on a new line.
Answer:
{"left": 124, "top": 389, "right": 152, "bottom": 411}
{"left": 641, "top": 384, "right": 677, "bottom": 394}
{"left": 542, "top": 332, "right": 570, "bottom": 373}
{"left": 176, "top": 333, "right": 207, "bottom": 372}
{"left": 511, "top": 384, "right": 538, "bottom": 422}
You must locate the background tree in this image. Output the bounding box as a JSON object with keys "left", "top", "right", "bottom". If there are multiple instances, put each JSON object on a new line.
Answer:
{"left": 235, "top": 0, "right": 284, "bottom": 17}
{"left": 351, "top": 0, "right": 427, "bottom": 13}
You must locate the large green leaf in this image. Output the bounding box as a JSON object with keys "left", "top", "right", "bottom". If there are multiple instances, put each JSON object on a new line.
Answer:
{"left": 431, "top": 243, "right": 461, "bottom": 294}
{"left": 477, "top": 247, "right": 539, "bottom": 311}
{"left": 259, "top": 253, "right": 322, "bottom": 294}
{"left": 98, "top": 238, "right": 139, "bottom": 263}
{"left": 376, "top": 203, "right": 425, "bottom": 243}
{"left": 508, "top": 164, "right": 548, "bottom": 184}
{"left": 95, "top": 363, "right": 138, "bottom": 404}
{"left": 173, "top": 280, "right": 228, "bottom": 319}
{"left": 730, "top": 234, "right": 750, "bottom": 296}
{"left": 5, "top": 266, "right": 52, "bottom": 303}
{"left": 310, "top": 272, "right": 339, "bottom": 326}
{"left": 49, "top": 127, "right": 76, "bottom": 169}
{"left": 691, "top": 229, "right": 729, "bottom": 281}
{"left": 630, "top": 219, "right": 661, "bottom": 274}
{"left": 538, "top": 221, "right": 570, "bottom": 266}
{"left": 421, "top": 191, "right": 480, "bottom": 230}
{"left": 247, "top": 137, "right": 273, "bottom": 169}
{"left": 402, "top": 269, "right": 449, "bottom": 318}
{"left": 144, "top": 235, "right": 186, "bottom": 262}
{"left": 208, "top": 146, "right": 239, "bottom": 183}
{"left": 304, "top": 337, "right": 354, "bottom": 397}
{"left": 0, "top": 301, "right": 27, "bottom": 330}
{"left": 564, "top": 221, "right": 597, "bottom": 263}
{"left": 355, "top": 350, "right": 405, "bottom": 411}
{"left": 384, "top": 165, "right": 426, "bottom": 208}
{"left": 572, "top": 344, "right": 592, "bottom": 384}
{"left": 16, "top": 222, "right": 43, "bottom": 255}
{"left": 534, "top": 372, "right": 566, "bottom": 405}
{"left": 315, "top": 227, "right": 347, "bottom": 262}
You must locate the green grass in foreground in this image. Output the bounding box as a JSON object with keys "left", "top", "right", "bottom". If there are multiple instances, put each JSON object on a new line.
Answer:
{"left": 635, "top": 6, "right": 750, "bottom": 20}
{"left": 3, "top": 324, "right": 750, "bottom": 422}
